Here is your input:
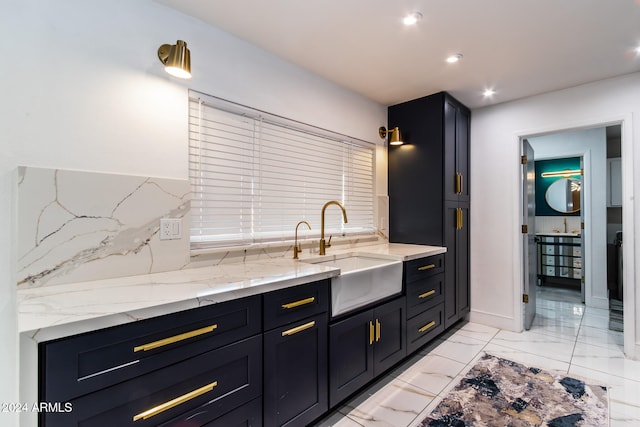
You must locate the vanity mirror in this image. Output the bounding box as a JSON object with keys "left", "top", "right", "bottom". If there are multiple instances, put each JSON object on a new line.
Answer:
{"left": 545, "top": 178, "right": 581, "bottom": 213}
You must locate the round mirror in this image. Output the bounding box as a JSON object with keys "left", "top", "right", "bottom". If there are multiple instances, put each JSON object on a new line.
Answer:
{"left": 545, "top": 178, "right": 581, "bottom": 213}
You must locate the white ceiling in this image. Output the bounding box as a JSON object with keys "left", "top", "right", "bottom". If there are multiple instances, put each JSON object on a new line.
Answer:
{"left": 157, "top": 0, "right": 640, "bottom": 109}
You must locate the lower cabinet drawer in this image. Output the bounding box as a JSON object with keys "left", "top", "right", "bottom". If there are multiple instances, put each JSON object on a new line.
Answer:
{"left": 41, "top": 295, "right": 261, "bottom": 403}
{"left": 42, "top": 335, "right": 262, "bottom": 427}
{"left": 406, "top": 304, "right": 444, "bottom": 354}
{"left": 406, "top": 273, "right": 444, "bottom": 318}
{"left": 161, "top": 397, "right": 262, "bottom": 427}
{"left": 263, "top": 279, "right": 329, "bottom": 330}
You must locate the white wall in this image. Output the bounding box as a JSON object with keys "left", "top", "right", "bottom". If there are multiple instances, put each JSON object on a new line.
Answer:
{"left": 529, "top": 127, "right": 608, "bottom": 308}
{"left": 1, "top": 1, "right": 386, "bottom": 424}
{"left": 470, "top": 72, "right": 639, "bottom": 359}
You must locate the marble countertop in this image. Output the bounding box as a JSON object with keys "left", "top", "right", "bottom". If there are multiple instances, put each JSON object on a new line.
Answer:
{"left": 18, "top": 242, "right": 445, "bottom": 342}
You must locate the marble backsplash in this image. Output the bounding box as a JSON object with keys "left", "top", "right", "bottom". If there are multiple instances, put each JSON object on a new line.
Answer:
{"left": 17, "top": 167, "right": 191, "bottom": 288}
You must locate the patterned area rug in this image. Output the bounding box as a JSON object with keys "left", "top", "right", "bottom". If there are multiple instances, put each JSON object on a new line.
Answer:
{"left": 419, "top": 353, "right": 609, "bottom": 427}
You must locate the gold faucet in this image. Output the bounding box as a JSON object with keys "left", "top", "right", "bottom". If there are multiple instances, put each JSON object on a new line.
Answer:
{"left": 319, "top": 201, "right": 348, "bottom": 255}
{"left": 293, "top": 220, "right": 311, "bottom": 260}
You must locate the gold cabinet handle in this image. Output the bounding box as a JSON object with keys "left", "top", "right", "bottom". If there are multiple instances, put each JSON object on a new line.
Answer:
{"left": 417, "top": 263, "right": 436, "bottom": 271}
{"left": 418, "top": 321, "right": 436, "bottom": 333}
{"left": 133, "top": 381, "right": 217, "bottom": 421}
{"left": 456, "top": 208, "right": 463, "bottom": 230}
{"left": 455, "top": 173, "right": 463, "bottom": 195}
{"left": 282, "top": 321, "right": 315, "bottom": 337}
{"left": 418, "top": 290, "right": 436, "bottom": 299}
{"left": 369, "top": 321, "right": 374, "bottom": 345}
{"left": 281, "top": 296, "right": 315, "bottom": 309}
{"left": 134, "top": 324, "right": 218, "bottom": 353}
{"left": 375, "top": 319, "right": 381, "bottom": 342}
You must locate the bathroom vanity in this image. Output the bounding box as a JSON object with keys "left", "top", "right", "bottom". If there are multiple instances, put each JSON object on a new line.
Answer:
{"left": 536, "top": 233, "right": 583, "bottom": 299}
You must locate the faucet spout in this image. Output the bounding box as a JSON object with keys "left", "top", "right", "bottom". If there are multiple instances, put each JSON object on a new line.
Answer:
{"left": 320, "top": 200, "right": 348, "bottom": 255}
{"left": 293, "top": 220, "right": 311, "bottom": 260}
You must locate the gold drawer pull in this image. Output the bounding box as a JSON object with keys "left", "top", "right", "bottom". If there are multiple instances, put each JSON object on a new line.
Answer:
{"left": 418, "top": 321, "right": 436, "bottom": 333}
{"left": 369, "top": 321, "right": 374, "bottom": 345}
{"left": 133, "top": 381, "right": 217, "bottom": 421}
{"left": 418, "top": 290, "right": 436, "bottom": 299}
{"left": 282, "top": 296, "right": 315, "bottom": 309}
{"left": 375, "top": 319, "right": 381, "bottom": 342}
{"left": 282, "top": 321, "right": 316, "bottom": 336}
{"left": 418, "top": 264, "right": 436, "bottom": 271}
{"left": 134, "top": 324, "right": 218, "bottom": 353}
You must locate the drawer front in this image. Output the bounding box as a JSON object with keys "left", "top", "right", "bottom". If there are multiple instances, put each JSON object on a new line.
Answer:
{"left": 42, "top": 295, "right": 261, "bottom": 403}
{"left": 405, "top": 255, "right": 444, "bottom": 284}
{"left": 161, "top": 396, "right": 262, "bottom": 427}
{"left": 406, "top": 304, "right": 444, "bottom": 354}
{"left": 263, "top": 279, "right": 329, "bottom": 330}
{"left": 43, "top": 335, "right": 263, "bottom": 427}
{"left": 406, "top": 273, "right": 444, "bottom": 318}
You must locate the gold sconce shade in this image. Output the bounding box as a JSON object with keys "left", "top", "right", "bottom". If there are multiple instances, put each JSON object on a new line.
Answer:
{"left": 379, "top": 126, "right": 403, "bottom": 145}
{"left": 158, "top": 40, "right": 191, "bottom": 79}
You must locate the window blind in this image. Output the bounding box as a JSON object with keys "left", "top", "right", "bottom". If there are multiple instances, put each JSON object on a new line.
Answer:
{"left": 189, "top": 91, "right": 376, "bottom": 249}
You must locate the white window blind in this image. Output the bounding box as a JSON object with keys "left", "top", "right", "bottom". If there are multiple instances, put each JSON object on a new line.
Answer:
{"left": 189, "top": 91, "right": 376, "bottom": 249}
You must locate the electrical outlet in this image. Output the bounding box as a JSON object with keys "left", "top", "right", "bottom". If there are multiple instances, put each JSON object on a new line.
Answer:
{"left": 160, "top": 218, "right": 182, "bottom": 240}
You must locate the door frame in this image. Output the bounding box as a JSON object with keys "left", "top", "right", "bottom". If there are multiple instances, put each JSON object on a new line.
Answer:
{"left": 515, "top": 113, "right": 636, "bottom": 359}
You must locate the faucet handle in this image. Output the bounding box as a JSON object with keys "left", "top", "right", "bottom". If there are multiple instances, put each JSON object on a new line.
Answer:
{"left": 327, "top": 235, "right": 332, "bottom": 248}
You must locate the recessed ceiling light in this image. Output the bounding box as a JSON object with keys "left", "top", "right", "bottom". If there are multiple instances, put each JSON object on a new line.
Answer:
{"left": 483, "top": 89, "right": 496, "bottom": 98}
{"left": 446, "top": 54, "right": 463, "bottom": 63}
{"left": 636, "top": 45, "right": 640, "bottom": 54}
{"left": 403, "top": 12, "right": 423, "bottom": 26}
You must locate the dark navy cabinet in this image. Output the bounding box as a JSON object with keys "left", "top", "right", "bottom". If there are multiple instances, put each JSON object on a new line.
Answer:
{"left": 39, "top": 296, "right": 263, "bottom": 427}
{"left": 389, "top": 91, "right": 471, "bottom": 330}
{"left": 263, "top": 280, "right": 329, "bottom": 427}
{"left": 405, "top": 254, "right": 446, "bottom": 354}
{"left": 328, "top": 297, "right": 406, "bottom": 407}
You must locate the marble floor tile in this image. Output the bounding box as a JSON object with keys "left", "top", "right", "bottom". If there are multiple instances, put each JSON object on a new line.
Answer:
{"left": 450, "top": 321, "right": 500, "bottom": 342}
{"left": 490, "top": 329, "right": 576, "bottom": 363}
{"left": 577, "top": 324, "right": 624, "bottom": 349}
{"left": 482, "top": 342, "right": 571, "bottom": 373}
{"left": 339, "top": 380, "right": 435, "bottom": 427}
{"left": 572, "top": 341, "right": 640, "bottom": 382}
{"left": 394, "top": 353, "right": 467, "bottom": 396}
{"left": 427, "top": 333, "right": 488, "bottom": 365}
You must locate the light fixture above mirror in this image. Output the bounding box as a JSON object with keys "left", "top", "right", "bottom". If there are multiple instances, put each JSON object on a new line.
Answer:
{"left": 158, "top": 40, "right": 191, "bottom": 79}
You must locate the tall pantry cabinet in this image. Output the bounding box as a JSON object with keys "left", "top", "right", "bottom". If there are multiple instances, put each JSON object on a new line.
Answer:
{"left": 388, "top": 91, "right": 470, "bottom": 329}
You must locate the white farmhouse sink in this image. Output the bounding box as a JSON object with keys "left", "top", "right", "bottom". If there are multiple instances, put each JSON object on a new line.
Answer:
{"left": 307, "top": 255, "right": 403, "bottom": 317}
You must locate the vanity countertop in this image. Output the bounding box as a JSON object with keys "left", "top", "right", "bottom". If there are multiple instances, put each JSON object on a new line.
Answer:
{"left": 18, "top": 242, "right": 445, "bottom": 342}
{"left": 536, "top": 232, "right": 582, "bottom": 237}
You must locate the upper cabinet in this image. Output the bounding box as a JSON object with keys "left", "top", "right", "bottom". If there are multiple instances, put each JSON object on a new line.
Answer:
{"left": 443, "top": 98, "right": 470, "bottom": 203}
{"left": 388, "top": 91, "right": 471, "bottom": 246}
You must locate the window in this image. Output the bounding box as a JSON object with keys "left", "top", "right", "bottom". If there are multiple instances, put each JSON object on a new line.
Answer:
{"left": 189, "top": 91, "right": 376, "bottom": 249}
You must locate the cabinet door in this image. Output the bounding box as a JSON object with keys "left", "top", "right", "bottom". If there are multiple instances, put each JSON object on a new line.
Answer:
{"left": 444, "top": 97, "right": 470, "bottom": 203}
{"left": 372, "top": 298, "right": 406, "bottom": 375}
{"left": 328, "top": 310, "right": 374, "bottom": 408}
{"left": 264, "top": 313, "right": 328, "bottom": 427}
{"left": 456, "top": 106, "right": 470, "bottom": 203}
{"left": 444, "top": 202, "right": 470, "bottom": 328}
{"left": 457, "top": 204, "right": 470, "bottom": 317}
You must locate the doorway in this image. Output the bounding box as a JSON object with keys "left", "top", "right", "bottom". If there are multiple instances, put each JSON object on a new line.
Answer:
{"left": 520, "top": 125, "right": 622, "bottom": 336}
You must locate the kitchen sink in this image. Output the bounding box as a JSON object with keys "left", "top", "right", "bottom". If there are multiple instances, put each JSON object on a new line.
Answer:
{"left": 306, "top": 255, "right": 403, "bottom": 317}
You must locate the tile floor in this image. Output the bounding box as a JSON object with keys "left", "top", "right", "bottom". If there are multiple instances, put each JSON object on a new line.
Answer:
{"left": 314, "top": 286, "right": 640, "bottom": 426}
